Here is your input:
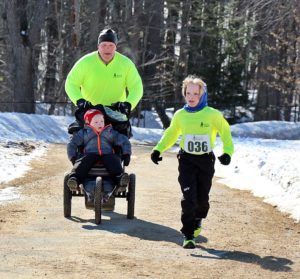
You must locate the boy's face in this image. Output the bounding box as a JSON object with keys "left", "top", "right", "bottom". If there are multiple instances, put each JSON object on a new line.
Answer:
{"left": 90, "top": 114, "right": 105, "bottom": 131}
{"left": 184, "top": 83, "right": 202, "bottom": 107}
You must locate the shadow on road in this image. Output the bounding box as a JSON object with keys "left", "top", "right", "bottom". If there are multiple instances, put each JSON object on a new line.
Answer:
{"left": 79, "top": 212, "right": 208, "bottom": 246}
{"left": 68, "top": 216, "right": 94, "bottom": 223}
{"left": 191, "top": 245, "right": 293, "bottom": 272}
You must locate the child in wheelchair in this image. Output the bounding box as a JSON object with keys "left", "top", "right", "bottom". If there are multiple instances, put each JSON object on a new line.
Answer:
{"left": 67, "top": 109, "right": 131, "bottom": 197}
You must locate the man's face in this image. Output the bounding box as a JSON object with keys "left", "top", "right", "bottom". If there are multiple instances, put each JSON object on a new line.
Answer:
{"left": 97, "top": 42, "right": 117, "bottom": 63}
{"left": 90, "top": 114, "right": 105, "bottom": 132}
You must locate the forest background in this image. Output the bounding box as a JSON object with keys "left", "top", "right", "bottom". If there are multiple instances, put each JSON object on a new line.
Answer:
{"left": 0, "top": 0, "right": 299, "bottom": 127}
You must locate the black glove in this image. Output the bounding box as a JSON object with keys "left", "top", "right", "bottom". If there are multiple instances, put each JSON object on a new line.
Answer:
{"left": 151, "top": 150, "right": 162, "bottom": 165}
{"left": 76, "top": 98, "right": 92, "bottom": 111}
{"left": 122, "top": 154, "right": 131, "bottom": 166}
{"left": 218, "top": 153, "right": 231, "bottom": 165}
{"left": 113, "top": 101, "right": 132, "bottom": 116}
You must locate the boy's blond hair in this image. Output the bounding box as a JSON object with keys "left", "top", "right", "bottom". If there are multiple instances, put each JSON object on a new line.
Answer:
{"left": 182, "top": 75, "right": 206, "bottom": 97}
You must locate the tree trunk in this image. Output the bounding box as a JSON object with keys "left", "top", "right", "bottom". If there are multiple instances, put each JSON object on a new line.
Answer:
{"left": 174, "top": 0, "right": 191, "bottom": 108}
{"left": 0, "top": 0, "right": 13, "bottom": 111}
{"left": 86, "top": 0, "right": 102, "bottom": 50}
{"left": 142, "top": 0, "right": 171, "bottom": 127}
{"left": 255, "top": 33, "right": 281, "bottom": 121}
{"left": 44, "top": 0, "right": 59, "bottom": 114}
{"left": 4, "top": 0, "right": 48, "bottom": 113}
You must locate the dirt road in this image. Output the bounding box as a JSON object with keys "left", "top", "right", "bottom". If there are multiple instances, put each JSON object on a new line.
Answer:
{"left": 0, "top": 144, "right": 299, "bottom": 279}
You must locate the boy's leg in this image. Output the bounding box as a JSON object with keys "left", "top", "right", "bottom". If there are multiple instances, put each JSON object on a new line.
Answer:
{"left": 195, "top": 153, "right": 215, "bottom": 225}
{"left": 102, "top": 154, "right": 123, "bottom": 175}
{"left": 102, "top": 154, "right": 129, "bottom": 186}
{"left": 69, "top": 153, "right": 101, "bottom": 184}
{"left": 178, "top": 154, "right": 198, "bottom": 241}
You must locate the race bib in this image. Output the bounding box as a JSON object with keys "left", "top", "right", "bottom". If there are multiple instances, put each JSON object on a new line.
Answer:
{"left": 184, "top": 134, "right": 211, "bottom": 154}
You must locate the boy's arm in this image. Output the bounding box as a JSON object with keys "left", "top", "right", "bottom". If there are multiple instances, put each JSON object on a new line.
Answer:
{"left": 67, "top": 130, "right": 84, "bottom": 161}
{"left": 153, "top": 114, "right": 181, "bottom": 154}
{"left": 113, "top": 131, "right": 131, "bottom": 155}
{"left": 215, "top": 112, "right": 234, "bottom": 156}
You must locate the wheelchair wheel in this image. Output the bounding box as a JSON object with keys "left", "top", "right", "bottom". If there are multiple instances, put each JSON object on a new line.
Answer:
{"left": 63, "top": 173, "right": 72, "bottom": 218}
{"left": 127, "top": 174, "right": 136, "bottom": 219}
{"left": 94, "top": 177, "right": 103, "bottom": 224}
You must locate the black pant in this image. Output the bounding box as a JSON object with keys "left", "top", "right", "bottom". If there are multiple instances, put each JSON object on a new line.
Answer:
{"left": 177, "top": 151, "right": 215, "bottom": 238}
{"left": 70, "top": 153, "right": 123, "bottom": 183}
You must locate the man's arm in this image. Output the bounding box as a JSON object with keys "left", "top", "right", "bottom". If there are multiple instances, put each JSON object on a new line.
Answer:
{"left": 125, "top": 62, "right": 143, "bottom": 110}
{"left": 65, "top": 61, "right": 84, "bottom": 105}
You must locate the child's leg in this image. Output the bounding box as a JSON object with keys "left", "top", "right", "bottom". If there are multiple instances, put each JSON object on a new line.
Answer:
{"left": 195, "top": 153, "right": 215, "bottom": 222}
{"left": 102, "top": 154, "right": 129, "bottom": 186}
{"left": 69, "top": 153, "right": 101, "bottom": 183}
{"left": 101, "top": 154, "right": 123, "bottom": 176}
{"left": 178, "top": 155, "right": 198, "bottom": 240}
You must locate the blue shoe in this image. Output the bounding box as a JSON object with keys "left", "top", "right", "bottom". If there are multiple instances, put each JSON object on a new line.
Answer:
{"left": 183, "top": 238, "right": 196, "bottom": 249}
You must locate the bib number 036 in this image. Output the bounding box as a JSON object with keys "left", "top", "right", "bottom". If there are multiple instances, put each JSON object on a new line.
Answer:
{"left": 184, "top": 135, "right": 211, "bottom": 154}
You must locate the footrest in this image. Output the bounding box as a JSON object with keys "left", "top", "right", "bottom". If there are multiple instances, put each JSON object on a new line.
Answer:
{"left": 102, "top": 197, "right": 115, "bottom": 211}
{"left": 88, "top": 167, "right": 110, "bottom": 177}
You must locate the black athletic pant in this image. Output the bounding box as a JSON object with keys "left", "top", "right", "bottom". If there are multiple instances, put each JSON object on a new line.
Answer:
{"left": 70, "top": 153, "right": 123, "bottom": 183}
{"left": 178, "top": 151, "right": 215, "bottom": 239}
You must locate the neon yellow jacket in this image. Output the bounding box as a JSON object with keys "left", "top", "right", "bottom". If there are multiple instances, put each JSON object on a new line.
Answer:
{"left": 65, "top": 51, "right": 143, "bottom": 109}
{"left": 154, "top": 106, "right": 234, "bottom": 156}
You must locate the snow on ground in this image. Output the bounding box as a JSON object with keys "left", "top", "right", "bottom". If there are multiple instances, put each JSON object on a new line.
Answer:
{"left": 0, "top": 111, "right": 299, "bottom": 222}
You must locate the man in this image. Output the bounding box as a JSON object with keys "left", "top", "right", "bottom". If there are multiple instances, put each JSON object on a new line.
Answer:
{"left": 65, "top": 28, "right": 143, "bottom": 115}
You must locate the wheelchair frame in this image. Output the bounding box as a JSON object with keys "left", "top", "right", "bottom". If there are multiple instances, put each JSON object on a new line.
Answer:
{"left": 63, "top": 164, "right": 136, "bottom": 224}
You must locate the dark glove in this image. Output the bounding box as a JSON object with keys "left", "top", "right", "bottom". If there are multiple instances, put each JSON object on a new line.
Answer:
{"left": 218, "top": 153, "right": 231, "bottom": 165}
{"left": 76, "top": 98, "right": 92, "bottom": 111}
{"left": 122, "top": 154, "right": 131, "bottom": 166}
{"left": 151, "top": 150, "right": 162, "bottom": 165}
{"left": 113, "top": 101, "right": 132, "bottom": 116}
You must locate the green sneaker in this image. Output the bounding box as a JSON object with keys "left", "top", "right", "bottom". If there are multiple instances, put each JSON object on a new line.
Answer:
{"left": 194, "top": 218, "right": 202, "bottom": 238}
{"left": 193, "top": 226, "right": 202, "bottom": 238}
{"left": 183, "top": 238, "right": 196, "bottom": 249}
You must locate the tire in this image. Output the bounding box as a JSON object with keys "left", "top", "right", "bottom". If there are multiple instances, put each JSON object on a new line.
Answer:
{"left": 63, "top": 173, "right": 72, "bottom": 218}
{"left": 94, "top": 177, "right": 103, "bottom": 224}
{"left": 127, "top": 174, "right": 136, "bottom": 219}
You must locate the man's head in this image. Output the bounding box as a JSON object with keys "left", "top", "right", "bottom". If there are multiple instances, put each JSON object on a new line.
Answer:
{"left": 97, "top": 28, "right": 118, "bottom": 64}
{"left": 84, "top": 109, "right": 105, "bottom": 131}
{"left": 98, "top": 28, "right": 118, "bottom": 45}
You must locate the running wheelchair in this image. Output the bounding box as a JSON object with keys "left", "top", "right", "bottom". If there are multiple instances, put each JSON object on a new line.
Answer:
{"left": 63, "top": 104, "right": 136, "bottom": 224}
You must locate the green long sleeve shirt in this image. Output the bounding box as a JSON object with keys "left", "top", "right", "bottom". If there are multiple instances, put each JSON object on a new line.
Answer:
{"left": 65, "top": 51, "right": 143, "bottom": 109}
{"left": 154, "top": 106, "right": 234, "bottom": 156}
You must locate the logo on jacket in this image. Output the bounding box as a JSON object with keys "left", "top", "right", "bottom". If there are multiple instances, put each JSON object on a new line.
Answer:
{"left": 113, "top": 73, "right": 122, "bottom": 78}
{"left": 200, "top": 122, "right": 210, "bottom": 128}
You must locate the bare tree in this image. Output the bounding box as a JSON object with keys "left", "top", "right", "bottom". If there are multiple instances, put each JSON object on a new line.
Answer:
{"left": 241, "top": 0, "right": 300, "bottom": 121}
{"left": 1, "top": 0, "right": 298, "bottom": 122}
{"left": 174, "top": 0, "right": 192, "bottom": 106}
{"left": 43, "top": 0, "right": 59, "bottom": 114}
